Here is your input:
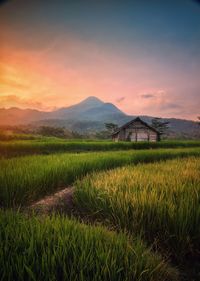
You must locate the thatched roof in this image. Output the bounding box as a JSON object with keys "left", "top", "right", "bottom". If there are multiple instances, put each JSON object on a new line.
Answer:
{"left": 112, "top": 117, "right": 160, "bottom": 136}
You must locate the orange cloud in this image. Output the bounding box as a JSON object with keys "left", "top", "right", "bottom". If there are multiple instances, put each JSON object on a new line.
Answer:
{"left": 0, "top": 95, "right": 56, "bottom": 111}
{"left": 0, "top": 31, "right": 199, "bottom": 120}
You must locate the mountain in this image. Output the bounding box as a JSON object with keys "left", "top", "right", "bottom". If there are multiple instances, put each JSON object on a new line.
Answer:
{"left": 0, "top": 107, "right": 49, "bottom": 126}
{"left": 0, "top": 96, "right": 127, "bottom": 126}
{"left": 80, "top": 102, "right": 126, "bottom": 122}
{"left": 49, "top": 96, "right": 126, "bottom": 122}
{"left": 0, "top": 96, "right": 199, "bottom": 139}
{"left": 50, "top": 96, "right": 105, "bottom": 119}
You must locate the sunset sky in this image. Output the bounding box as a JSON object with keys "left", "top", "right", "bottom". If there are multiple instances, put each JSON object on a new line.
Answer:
{"left": 0, "top": 0, "right": 200, "bottom": 120}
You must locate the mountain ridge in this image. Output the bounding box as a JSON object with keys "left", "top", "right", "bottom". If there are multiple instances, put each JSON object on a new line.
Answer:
{"left": 0, "top": 97, "right": 199, "bottom": 139}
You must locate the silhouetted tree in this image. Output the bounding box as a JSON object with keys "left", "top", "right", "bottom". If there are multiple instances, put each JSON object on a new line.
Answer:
{"left": 151, "top": 118, "right": 169, "bottom": 139}
{"left": 95, "top": 123, "right": 119, "bottom": 140}
{"left": 104, "top": 123, "right": 119, "bottom": 134}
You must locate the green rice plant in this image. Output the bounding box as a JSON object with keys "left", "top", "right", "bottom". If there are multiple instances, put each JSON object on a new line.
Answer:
{"left": 1, "top": 139, "right": 200, "bottom": 158}
{"left": 74, "top": 157, "right": 200, "bottom": 260}
{"left": 0, "top": 211, "right": 179, "bottom": 281}
{"left": 1, "top": 148, "right": 200, "bottom": 208}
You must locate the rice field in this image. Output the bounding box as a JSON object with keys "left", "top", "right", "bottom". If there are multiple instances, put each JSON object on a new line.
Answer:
{"left": 1, "top": 139, "right": 200, "bottom": 280}
{"left": 1, "top": 139, "right": 200, "bottom": 158}
{"left": 0, "top": 211, "right": 179, "bottom": 281}
{"left": 1, "top": 148, "right": 200, "bottom": 208}
{"left": 75, "top": 157, "right": 200, "bottom": 261}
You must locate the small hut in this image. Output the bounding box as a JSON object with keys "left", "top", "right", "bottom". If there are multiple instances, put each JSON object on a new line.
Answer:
{"left": 112, "top": 117, "right": 160, "bottom": 142}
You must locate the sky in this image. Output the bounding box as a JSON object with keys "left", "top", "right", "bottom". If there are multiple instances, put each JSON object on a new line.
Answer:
{"left": 0, "top": 0, "right": 200, "bottom": 120}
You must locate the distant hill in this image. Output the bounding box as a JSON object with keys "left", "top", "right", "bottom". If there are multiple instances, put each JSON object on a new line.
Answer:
{"left": 0, "top": 96, "right": 199, "bottom": 139}
{"left": 0, "top": 107, "right": 49, "bottom": 125}
{"left": 49, "top": 96, "right": 126, "bottom": 122}
{"left": 50, "top": 96, "right": 105, "bottom": 119}
{"left": 137, "top": 116, "right": 200, "bottom": 140}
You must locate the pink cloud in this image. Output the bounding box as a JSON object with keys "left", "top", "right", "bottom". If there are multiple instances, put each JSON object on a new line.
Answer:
{"left": 116, "top": 97, "right": 126, "bottom": 103}
{"left": 0, "top": 95, "right": 56, "bottom": 111}
{"left": 0, "top": 33, "right": 199, "bottom": 120}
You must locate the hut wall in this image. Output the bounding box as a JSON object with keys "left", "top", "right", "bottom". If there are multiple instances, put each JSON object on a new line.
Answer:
{"left": 148, "top": 131, "right": 158, "bottom": 142}
{"left": 113, "top": 136, "right": 119, "bottom": 142}
{"left": 112, "top": 120, "right": 159, "bottom": 142}
{"left": 118, "top": 129, "right": 126, "bottom": 141}
{"left": 137, "top": 129, "right": 149, "bottom": 141}
{"left": 124, "top": 127, "right": 158, "bottom": 142}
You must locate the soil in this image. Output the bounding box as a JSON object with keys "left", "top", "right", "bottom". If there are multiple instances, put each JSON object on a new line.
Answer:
{"left": 29, "top": 187, "right": 74, "bottom": 215}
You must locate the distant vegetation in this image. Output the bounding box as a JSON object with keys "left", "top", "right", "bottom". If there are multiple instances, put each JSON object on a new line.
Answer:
{"left": 1, "top": 138, "right": 200, "bottom": 158}
{"left": 0, "top": 126, "right": 83, "bottom": 141}
{"left": 1, "top": 148, "right": 200, "bottom": 208}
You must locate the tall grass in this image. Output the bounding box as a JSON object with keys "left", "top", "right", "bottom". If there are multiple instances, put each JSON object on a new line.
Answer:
{"left": 1, "top": 148, "right": 200, "bottom": 208}
{"left": 1, "top": 139, "right": 200, "bottom": 157}
{"left": 75, "top": 157, "right": 200, "bottom": 261}
{"left": 0, "top": 211, "right": 179, "bottom": 281}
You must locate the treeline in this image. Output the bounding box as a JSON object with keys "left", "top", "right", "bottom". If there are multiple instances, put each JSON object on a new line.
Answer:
{"left": 0, "top": 124, "right": 117, "bottom": 141}
{"left": 0, "top": 125, "right": 83, "bottom": 141}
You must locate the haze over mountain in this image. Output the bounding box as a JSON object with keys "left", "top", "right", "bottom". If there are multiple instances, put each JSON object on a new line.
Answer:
{"left": 50, "top": 96, "right": 126, "bottom": 121}
{"left": 0, "top": 96, "right": 126, "bottom": 125}
{"left": 0, "top": 96, "right": 199, "bottom": 139}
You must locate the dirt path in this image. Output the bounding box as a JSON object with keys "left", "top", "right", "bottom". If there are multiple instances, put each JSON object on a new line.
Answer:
{"left": 28, "top": 186, "right": 104, "bottom": 227}
{"left": 29, "top": 187, "right": 74, "bottom": 215}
